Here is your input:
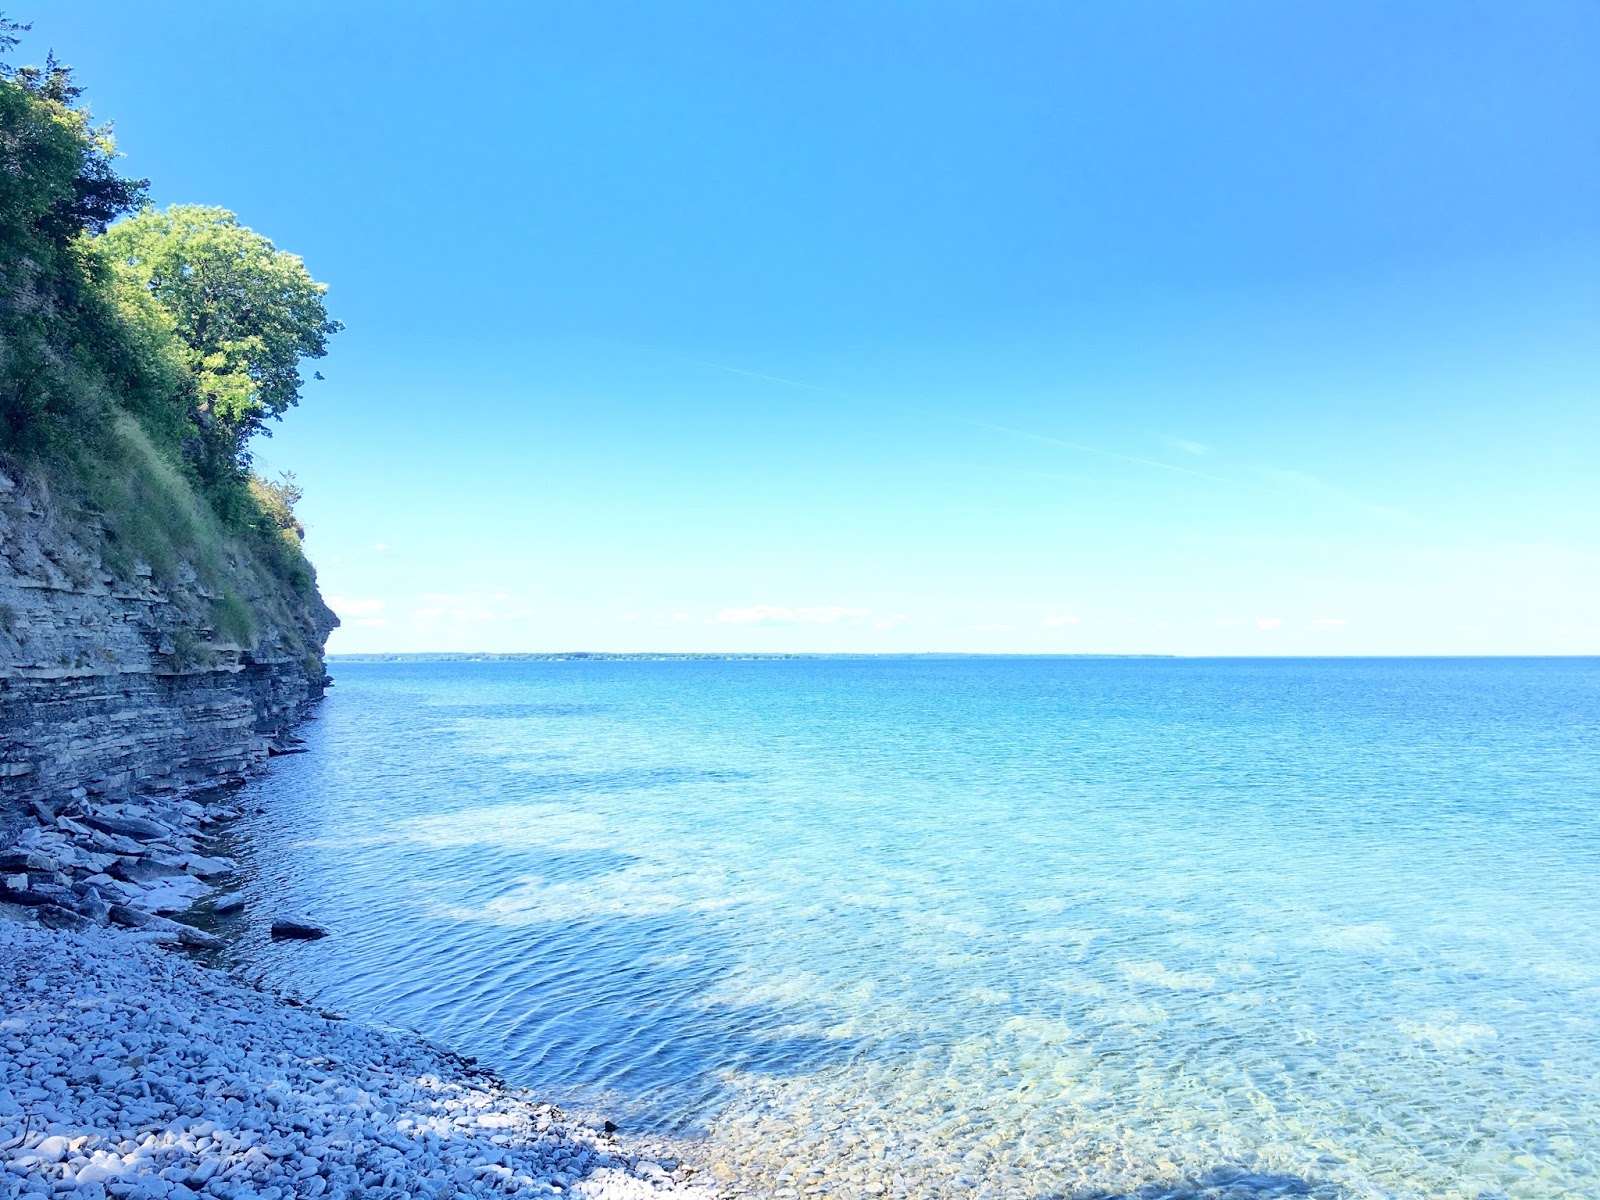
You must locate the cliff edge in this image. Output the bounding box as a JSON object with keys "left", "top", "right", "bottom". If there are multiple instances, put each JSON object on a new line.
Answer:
{"left": 0, "top": 459, "right": 336, "bottom": 835}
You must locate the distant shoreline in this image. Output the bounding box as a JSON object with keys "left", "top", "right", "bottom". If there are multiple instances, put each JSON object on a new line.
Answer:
{"left": 327, "top": 651, "right": 1181, "bottom": 662}
{"left": 325, "top": 652, "right": 1597, "bottom": 663}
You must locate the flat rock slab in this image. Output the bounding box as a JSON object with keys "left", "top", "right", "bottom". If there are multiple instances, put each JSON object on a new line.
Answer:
{"left": 84, "top": 813, "right": 173, "bottom": 840}
{"left": 271, "top": 914, "right": 330, "bottom": 940}
{"left": 0, "top": 851, "right": 56, "bottom": 872}
{"left": 122, "top": 874, "right": 208, "bottom": 914}
{"left": 181, "top": 852, "right": 237, "bottom": 879}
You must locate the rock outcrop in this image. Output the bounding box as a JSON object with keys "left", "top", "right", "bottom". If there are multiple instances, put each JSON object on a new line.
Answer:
{"left": 0, "top": 466, "right": 335, "bottom": 836}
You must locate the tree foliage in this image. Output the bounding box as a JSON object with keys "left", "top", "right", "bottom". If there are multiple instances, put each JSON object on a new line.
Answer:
{"left": 0, "top": 29, "right": 155, "bottom": 452}
{"left": 102, "top": 207, "right": 341, "bottom": 471}
{"left": 1, "top": 11, "right": 338, "bottom": 492}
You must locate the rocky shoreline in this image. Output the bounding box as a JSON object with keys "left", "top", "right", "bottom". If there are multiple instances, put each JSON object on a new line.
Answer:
{"left": 0, "top": 793, "right": 712, "bottom": 1199}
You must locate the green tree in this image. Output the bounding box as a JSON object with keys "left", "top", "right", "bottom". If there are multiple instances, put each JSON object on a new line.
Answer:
{"left": 0, "top": 19, "right": 151, "bottom": 449}
{"left": 100, "top": 205, "right": 342, "bottom": 473}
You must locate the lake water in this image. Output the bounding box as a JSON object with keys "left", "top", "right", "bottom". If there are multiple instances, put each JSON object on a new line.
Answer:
{"left": 227, "top": 658, "right": 1600, "bottom": 1199}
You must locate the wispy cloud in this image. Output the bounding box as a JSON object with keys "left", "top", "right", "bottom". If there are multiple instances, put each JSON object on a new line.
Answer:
{"left": 1041, "top": 613, "right": 1080, "bottom": 627}
{"left": 412, "top": 592, "right": 537, "bottom": 623}
{"left": 971, "top": 419, "right": 1234, "bottom": 484}
{"left": 1253, "top": 466, "right": 1419, "bottom": 524}
{"left": 1164, "top": 436, "right": 1209, "bottom": 456}
{"left": 1256, "top": 617, "right": 1284, "bottom": 631}
{"left": 715, "top": 604, "right": 870, "bottom": 625}
{"left": 618, "top": 340, "right": 1241, "bottom": 489}
{"left": 328, "top": 595, "right": 384, "bottom": 617}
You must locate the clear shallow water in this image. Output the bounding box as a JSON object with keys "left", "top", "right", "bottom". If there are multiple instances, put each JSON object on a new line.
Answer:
{"left": 228, "top": 658, "right": 1600, "bottom": 1199}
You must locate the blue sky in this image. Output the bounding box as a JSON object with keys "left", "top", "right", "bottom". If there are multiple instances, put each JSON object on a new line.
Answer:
{"left": 31, "top": 1, "right": 1600, "bottom": 653}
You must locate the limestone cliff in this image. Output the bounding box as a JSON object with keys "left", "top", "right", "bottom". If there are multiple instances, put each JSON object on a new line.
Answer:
{"left": 0, "top": 463, "right": 336, "bottom": 836}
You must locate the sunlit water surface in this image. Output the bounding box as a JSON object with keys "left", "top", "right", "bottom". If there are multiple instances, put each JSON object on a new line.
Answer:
{"left": 228, "top": 658, "right": 1600, "bottom": 1200}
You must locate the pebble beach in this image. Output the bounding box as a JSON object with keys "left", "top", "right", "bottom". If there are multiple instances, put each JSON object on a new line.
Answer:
{"left": 0, "top": 794, "right": 711, "bottom": 1200}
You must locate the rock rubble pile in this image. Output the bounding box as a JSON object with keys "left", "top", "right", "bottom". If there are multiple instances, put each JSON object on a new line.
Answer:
{"left": 0, "top": 792, "right": 242, "bottom": 947}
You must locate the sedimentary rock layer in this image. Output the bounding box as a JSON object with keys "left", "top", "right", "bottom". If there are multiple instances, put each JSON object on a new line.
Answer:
{"left": 0, "top": 468, "right": 333, "bottom": 834}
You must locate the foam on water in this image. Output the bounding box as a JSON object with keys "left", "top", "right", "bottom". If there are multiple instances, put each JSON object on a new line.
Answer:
{"left": 229, "top": 658, "right": 1600, "bottom": 1199}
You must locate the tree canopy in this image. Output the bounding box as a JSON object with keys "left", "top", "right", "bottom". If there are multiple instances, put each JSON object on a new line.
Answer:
{"left": 102, "top": 206, "right": 342, "bottom": 472}
{"left": 0, "top": 15, "right": 144, "bottom": 256}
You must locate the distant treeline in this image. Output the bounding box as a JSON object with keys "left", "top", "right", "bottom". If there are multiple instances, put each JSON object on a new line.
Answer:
{"left": 0, "top": 14, "right": 338, "bottom": 649}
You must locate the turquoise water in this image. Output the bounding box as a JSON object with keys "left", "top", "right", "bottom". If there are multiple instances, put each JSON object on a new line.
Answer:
{"left": 230, "top": 658, "right": 1600, "bottom": 1199}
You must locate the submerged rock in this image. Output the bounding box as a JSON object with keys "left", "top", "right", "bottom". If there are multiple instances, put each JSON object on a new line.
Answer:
{"left": 271, "top": 914, "right": 330, "bottom": 940}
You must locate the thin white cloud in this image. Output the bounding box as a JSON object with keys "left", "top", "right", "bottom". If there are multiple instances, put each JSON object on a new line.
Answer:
{"left": 1253, "top": 466, "right": 1419, "bottom": 525}
{"left": 1041, "top": 613, "right": 1080, "bottom": 628}
{"left": 621, "top": 341, "right": 1239, "bottom": 490}
{"left": 371, "top": 542, "right": 390, "bottom": 552}
{"left": 1256, "top": 617, "right": 1284, "bottom": 631}
{"left": 1164, "top": 437, "right": 1209, "bottom": 456}
{"left": 411, "top": 592, "right": 537, "bottom": 623}
{"left": 973, "top": 419, "right": 1234, "bottom": 484}
{"left": 716, "top": 604, "right": 871, "bottom": 626}
{"left": 328, "top": 595, "right": 384, "bottom": 617}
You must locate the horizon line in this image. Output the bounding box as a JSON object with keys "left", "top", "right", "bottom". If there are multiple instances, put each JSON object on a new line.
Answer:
{"left": 325, "top": 651, "right": 1600, "bottom": 661}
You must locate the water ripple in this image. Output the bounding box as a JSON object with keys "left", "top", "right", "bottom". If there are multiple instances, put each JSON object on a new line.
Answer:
{"left": 227, "top": 657, "right": 1600, "bottom": 1198}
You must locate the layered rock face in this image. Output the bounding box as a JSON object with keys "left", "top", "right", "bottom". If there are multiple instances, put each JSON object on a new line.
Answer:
{"left": 0, "top": 468, "right": 335, "bottom": 836}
